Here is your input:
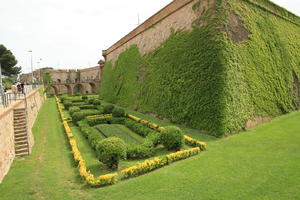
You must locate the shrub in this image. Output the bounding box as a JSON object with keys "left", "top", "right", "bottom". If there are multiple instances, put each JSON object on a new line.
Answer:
{"left": 72, "top": 102, "right": 86, "bottom": 106}
{"left": 88, "top": 99, "right": 94, "bottom": 104}
{"left": 78, "top": 120, "right": 104, "bottom": 149}
{"left": 59, "top": 94, "right": 68, "bottom": 102}
{"left": 79, "top": 105, "right": 97, "bottom": 110}
{"left": 127, "top": 144, "right": 153, "bottom": 159}
{"left": 112, "top": 108, "right": 125, "bottom": 117}
{"left": 75, "top": 92, "right": 81, "bottom": 96}
{"left": 82, "top": 95, "right": 88, "bottom": 100}
{"left": 63, "top": 100, "right": 72, "bottom": 109}
{"left": 160, "top": 126, "right": 184, "bottom": 150}
{"left": 96, "top": 137, "right": 127, "bottom": 170}
{"left": 69, "top": 106, "right": 80, "bottom": 115}
{"left": 72, "top": 109, "right": 103, "bottom": 123}
{"left": 103, "top": 104, "right": 115, "bottom": 114}
{"left": 121, "top": 157, "right": 167, "bottom": 179}
{"left": 124, "top": 119, "right": 153, "bottom": 137}
{"left": 93, "top": 99, "right": 101, "bottom": 105}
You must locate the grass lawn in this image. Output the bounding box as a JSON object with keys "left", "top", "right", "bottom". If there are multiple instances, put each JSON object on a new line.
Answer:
{"left": 94, "top": 124, "right": 144, "bottom": 144}
{"left": 1, "top": 98, "right": 300, "bottom": 200}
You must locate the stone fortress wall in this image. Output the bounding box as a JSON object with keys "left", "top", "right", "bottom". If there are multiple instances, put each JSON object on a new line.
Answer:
{"left": 102, "top": 0, "right": 214, "bottom": 61}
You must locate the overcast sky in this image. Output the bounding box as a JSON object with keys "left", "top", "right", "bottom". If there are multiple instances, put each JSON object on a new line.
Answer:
{"left": 0, "top": 0, "right": 299, "bottom": 74}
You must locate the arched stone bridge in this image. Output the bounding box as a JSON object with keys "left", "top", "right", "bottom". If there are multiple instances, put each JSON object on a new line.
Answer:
{"left": 20, "top": 62, "right": 104, "bottom": 95}
{"left": 50, "top": 79, "right": 99, "bottom": 95}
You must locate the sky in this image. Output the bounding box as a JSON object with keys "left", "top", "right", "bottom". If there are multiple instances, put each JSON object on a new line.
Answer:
{"left": 0, "top": 0, "right": 299, "bottom": 74}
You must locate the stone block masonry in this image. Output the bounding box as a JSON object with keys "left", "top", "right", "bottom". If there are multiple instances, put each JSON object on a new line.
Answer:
{"left": 0, "top": 88, "right": 45, "bottom": 183}
{"left": 103, "top": 0, "right": 214, "bottom": 62}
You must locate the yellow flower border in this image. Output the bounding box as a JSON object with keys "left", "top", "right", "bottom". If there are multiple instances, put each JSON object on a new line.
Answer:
{"left": 128, "top": 114, "right": 207, "bottom": 150}
{"left": 56, "top": 97, "right": 117, "bottom": 187}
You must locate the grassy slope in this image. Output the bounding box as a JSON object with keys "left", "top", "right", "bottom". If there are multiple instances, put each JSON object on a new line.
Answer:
{"left": 1, "top": 98, "right": 300, "bottom": 200}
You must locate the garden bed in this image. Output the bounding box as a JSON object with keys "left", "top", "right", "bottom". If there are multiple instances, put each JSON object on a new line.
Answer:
{"left": 55, "top": 95, "right": 206, "bottom": 187}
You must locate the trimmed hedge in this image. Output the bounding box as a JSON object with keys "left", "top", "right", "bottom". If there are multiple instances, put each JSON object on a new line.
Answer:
{"left": 72, "top": 109, "right": 103, "bottom": 123}
{"left": 112, "top": 108, "right": 125, "bottom": 117}
{"left": 69, "top": 106, "right": 80, "bottom": 115}
{"left": 78, "top": 120, "right": 104, "bottom": 149}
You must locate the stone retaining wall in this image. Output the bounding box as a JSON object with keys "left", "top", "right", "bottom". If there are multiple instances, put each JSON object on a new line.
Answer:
{"left": 0, "top": 88, "right": 46, "bottom": 183}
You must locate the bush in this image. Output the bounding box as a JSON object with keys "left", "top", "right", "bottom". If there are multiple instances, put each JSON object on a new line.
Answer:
{"left": 112, "top": 108, "right": 125, "bottom": 117}
{"left": 63, "top": 100, "right": 72, "bottom": 109}
{"left": 124, "top": 119, "right": 153, "bottom": 137}
{"left": 82, "top": 95, "right": 88, "bottom": 100}
{"left": 103, "top": 104, "right": 115, "bottom": 114}
{"left": 75, "top": 92, "right": 81, "bottom": 96}
{"left": 72, "top": 102, "right": 86, "bottom": 106}
{"left": 69, "top": 106, "right": 80, "bottom": 115}
{"left": 93, "top": 99, "right": 101, "bottom": 105}
{"left": 86, "top": 117, "right": 125, "bottom": 126}
{"left": 72, "top": 109, "right": 103, "bottom": 123}
{"left": 160, "top": 126, "right": 184, "bottom": 150}
{"left": 88, "top": 99, "right": 94, "bottom": 104}
{"left": 96, "top": 137, "right": 127, "bottom": 170}
{"left": 78, "top": 120, "right": 104, "bottom": 149}
{"left": 79, "top": 105, "right": 97, "bottom": 110}
{"left": 127, "top": 144, "right": 153, "bottom": 159}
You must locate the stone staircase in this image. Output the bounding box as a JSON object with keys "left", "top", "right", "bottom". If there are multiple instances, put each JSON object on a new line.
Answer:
{"left": 13, "top": 108, "right": 29, "bottom": 156}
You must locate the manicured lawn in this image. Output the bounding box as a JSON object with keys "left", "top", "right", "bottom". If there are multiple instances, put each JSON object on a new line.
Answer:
{"left": 95, "top": 124, "right": 144, "bottom": 144}
{"left": 1, "top": 98, "right": 300, "bottom": 200}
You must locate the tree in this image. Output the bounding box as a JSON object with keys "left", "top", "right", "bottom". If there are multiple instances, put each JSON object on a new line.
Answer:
{"left": 0, "top": 44, "right": 21, "bottom": 76}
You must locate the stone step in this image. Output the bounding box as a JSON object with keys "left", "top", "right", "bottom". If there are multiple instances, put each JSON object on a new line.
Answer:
{"left": 14, "top": 125, "right": 27, "bottom": 130}
{"left": 14, "top": 133, "right": 27, "bottom": 138}
{"left": 14, "top": 112, "right": 25, "bottom": 116}
{"left": 14, "top": 129, "right": 27, "bottom": 134}
{"left": 14, "top": 116, "right": 26, "bottom": 121}
{"left": 16, "top": 152, "right": 29, "bottom": 156}
{"left": 15, "top": 136, "right": 27, "bottom": 142}
{"left": 15, "top": 140, "right": 27, "bottom": 145}
{"left": 15, "top": 147, "right": 29, "bottom": 154}
{"left": 14, "top": 113, "right": 25, "bottom": 116}
{"left": 14, "top": 108, "right": 26, "bottom": 112}
{"left": 14, "top": 121, "right": 26, "bottom": 126}
{"left": 15, "top": 142, "right": 28, "bottom": 149}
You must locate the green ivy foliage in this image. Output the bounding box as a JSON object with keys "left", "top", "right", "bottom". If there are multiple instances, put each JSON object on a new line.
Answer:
{"left": 100, "top": 0, "right": 300, "bottom": 137}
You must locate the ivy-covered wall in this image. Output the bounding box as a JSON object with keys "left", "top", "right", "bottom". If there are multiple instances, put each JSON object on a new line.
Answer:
{"left": 100, "top": 0, "right": 300, "bottom": 137}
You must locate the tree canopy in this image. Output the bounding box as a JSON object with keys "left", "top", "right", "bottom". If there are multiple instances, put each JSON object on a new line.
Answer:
{"left": 0, "top": 44, "right": 21, "bottom": 76}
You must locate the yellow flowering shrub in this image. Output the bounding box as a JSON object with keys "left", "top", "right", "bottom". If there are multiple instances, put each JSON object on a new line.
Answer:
{"left": 166, "top": 147, "right": 200, "bottom": 163}
{"left": 184, "top": 135, "right": 207, "bottom": 150}
{"left": 86, "top": 114, "right": 112, "bottom": 119}
{"left": 127, "top": 114, "right": 141, "bottom": 122}
{"left": 121, "top": 157, "right": 168, "bottom": 179}
{"left": 149, "top": 122, "right": 159, "bottom": 129}
{"left": 140, "top": 119, "right": 149, "bottom": 125}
